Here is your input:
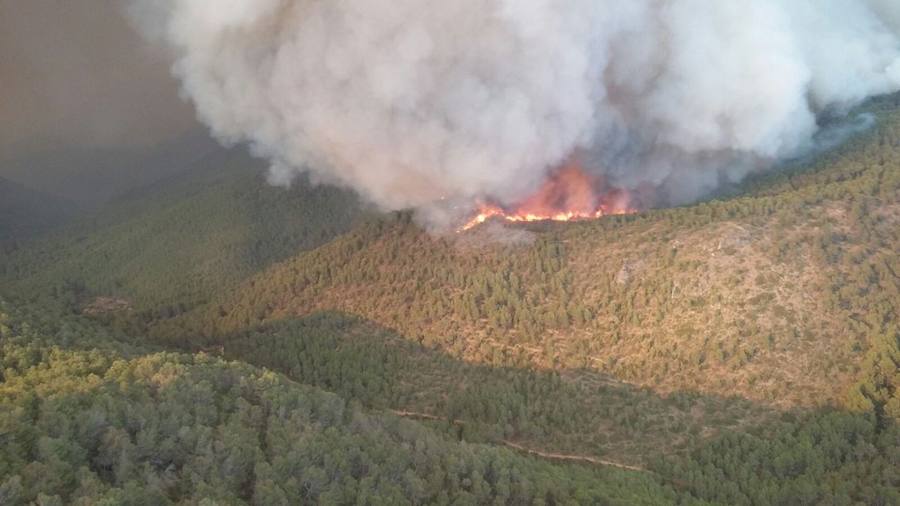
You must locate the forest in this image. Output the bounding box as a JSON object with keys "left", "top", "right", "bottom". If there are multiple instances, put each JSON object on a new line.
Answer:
{"left": 0, "top": 94, "right": 899, "bottom": 504}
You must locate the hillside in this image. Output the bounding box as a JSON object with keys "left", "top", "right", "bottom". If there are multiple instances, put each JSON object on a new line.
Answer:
{"left": 1, "top": 98, "right": 899, "bottom": 504}
{"left": 152, "top": 96, "right": 900, "bottom": 418}
{"left": 3, "top": 293, "right": 899, "bottom": 506}
{"left": 215, "top": 312, "right": 775, "bottom": 467}
{"left": 0, "top": 298, "right": 681, "bottom": 506}
{"left": 1, "top": 149, "right": 366, "bottom": 313}
{"left": 7, "top": 3, "right": 900, "bottom": 504}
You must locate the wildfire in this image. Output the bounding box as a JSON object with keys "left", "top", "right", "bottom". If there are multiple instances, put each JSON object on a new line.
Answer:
{"left": 459, "top": 162, "right": 634, "bottom": 231}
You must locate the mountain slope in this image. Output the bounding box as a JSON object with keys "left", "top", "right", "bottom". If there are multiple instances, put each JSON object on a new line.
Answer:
{"left": 3, "top": 297, "right": 898, "bottom": 505}
{"left": 0, "top": 298, "right": 683, "bottom": 506}
{"left": 1, "top": 98, "right": 898, "bottom": 505}
{"left": 214, "top": 312, "right": 775, "bottom": 467}
{"left": 155, "top": 96, "right": 900, "bottom": 415}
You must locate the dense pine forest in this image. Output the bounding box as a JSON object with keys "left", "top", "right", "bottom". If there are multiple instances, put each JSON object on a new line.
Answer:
{"left": 1, "top": 94, "right": 899, "bottom": 505}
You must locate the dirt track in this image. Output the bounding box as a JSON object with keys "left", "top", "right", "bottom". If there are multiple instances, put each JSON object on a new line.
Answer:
{"left": 389, "top": 409, "right": 648, "bottom": 473}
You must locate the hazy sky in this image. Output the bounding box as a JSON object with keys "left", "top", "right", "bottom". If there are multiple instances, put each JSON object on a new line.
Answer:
{"left": 0, "top": 0, "right": 199, "bottom": 153}
{"left": 0, "top": 0, "right": 207, "bottom": 202}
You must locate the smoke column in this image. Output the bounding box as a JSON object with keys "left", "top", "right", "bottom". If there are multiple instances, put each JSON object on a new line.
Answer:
{"left": 130, "top": 0, "right": 900, "bottom": 226}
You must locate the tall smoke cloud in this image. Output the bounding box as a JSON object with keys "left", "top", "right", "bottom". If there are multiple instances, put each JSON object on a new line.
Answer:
{"left": 130, "top": 0, "right": 900, "bottom": 225}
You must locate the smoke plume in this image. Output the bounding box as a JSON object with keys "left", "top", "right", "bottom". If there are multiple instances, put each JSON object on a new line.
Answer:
{"left": 130, "top": 0, "right": 900, "bottom": 226}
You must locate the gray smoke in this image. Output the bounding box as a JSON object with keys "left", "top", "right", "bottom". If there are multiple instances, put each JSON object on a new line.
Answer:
{"left": 130, "top": 0, "right": 900, "bottom": 225}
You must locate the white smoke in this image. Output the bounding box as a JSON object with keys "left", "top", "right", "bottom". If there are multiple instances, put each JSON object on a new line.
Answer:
{"left": 130, "top": 0, "right": 900, "bottom": 224}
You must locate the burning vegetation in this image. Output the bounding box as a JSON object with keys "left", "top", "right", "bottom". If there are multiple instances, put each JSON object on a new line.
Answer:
{"left": 460, "top": 162, "right": 634, "bottom": 231}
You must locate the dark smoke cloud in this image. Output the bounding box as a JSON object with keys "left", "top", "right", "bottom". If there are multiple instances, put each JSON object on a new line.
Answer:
{"left": 131, "top": 0, "right": 900, "bottom": 226}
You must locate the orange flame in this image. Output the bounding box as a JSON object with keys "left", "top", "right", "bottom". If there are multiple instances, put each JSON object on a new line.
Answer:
{"left": 460, "top": 162, "right": 634, "bottom": 231}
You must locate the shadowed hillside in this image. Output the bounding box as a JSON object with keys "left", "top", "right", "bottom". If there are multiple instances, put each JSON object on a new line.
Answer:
{"left": 3, "top": 297, "right": 897, "bottom": 505}
{"left": 0, "top": 298, "right": 683, "bottom": 506}
{"left": 210, "top": 312, "right": 777, "bottom": 467}
{"left": 1, "top": 150, "right": 367, "bottom": 312}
